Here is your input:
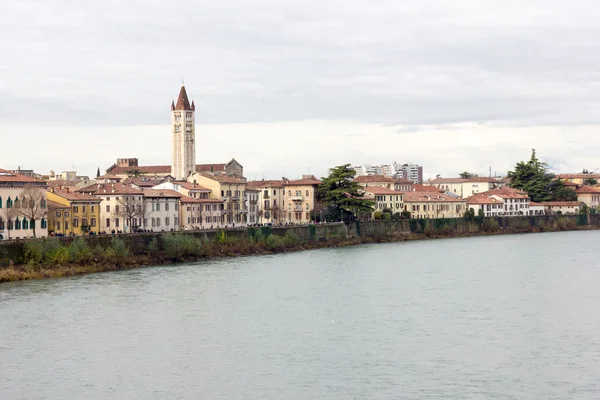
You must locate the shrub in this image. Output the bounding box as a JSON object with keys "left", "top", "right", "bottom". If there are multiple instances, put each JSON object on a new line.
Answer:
{"left": 23, "top": 238, "right": 61, "bottom": 266}
{"left": 216, "top": 230, "right": 228, "bottom": 244}
{"left": 110, "top": 237, "right": 129, "bottom": 264}
{"left": 482, "top": 218, "right": 500, "bottom": 232}
{"left": 69, "top": 237, "right": 92, "bottom": 264}
{"left": 308, "top": 224, "right": 317, "bottom": 240}
{"left": 48, "top": 246, "right": 70, "bottom": 265}
{"left": 147, "top": 237, "right": 160, "bottom": 254}
{"left": 284, "top": 230, "right": 301, "bottom": 245}
{"left": 163, "top": 234, "right": 201, "bottom": 259}
{"left": 266, "top": 234, "right": 285, "bottom": 250}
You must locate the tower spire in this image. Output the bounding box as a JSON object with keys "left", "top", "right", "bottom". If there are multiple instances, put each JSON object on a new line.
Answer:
{"left": 174, "top": 85, "right": 192, "bottom": 110}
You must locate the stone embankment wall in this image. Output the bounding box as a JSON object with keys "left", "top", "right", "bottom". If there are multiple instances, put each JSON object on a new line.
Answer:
{"left": 0, "top": 215, "right": 597, "bottom": 267}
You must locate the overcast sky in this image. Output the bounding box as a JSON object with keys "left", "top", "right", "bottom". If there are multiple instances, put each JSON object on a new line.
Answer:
{"left": 2, "top": 0, "right": 600, "bottom": 180}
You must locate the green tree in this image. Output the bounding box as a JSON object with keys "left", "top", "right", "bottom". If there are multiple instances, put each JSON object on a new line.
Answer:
{"left": 583, "top": 178, "right": 598, "bottom": 185}
{"left": 459, "top": 171, "right": 478, "bottom": 179}
{"left": 318, "top": 164, "right": 374, "bottom": 222}
{"left": 96, "top": 167, "right": 101, "bottom": 178}
{"left": 507, "top": 149, "right": 577, "bottom": 202}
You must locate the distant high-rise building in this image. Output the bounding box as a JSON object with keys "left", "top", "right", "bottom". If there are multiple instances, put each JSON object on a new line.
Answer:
{"left": 397, "top": 163, "right": 423, "bottom": 184}
{"left": 353, "top": 162, "right": 423, "bottom": 183}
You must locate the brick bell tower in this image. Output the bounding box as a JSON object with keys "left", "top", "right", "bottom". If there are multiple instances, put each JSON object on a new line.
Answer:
{"left": 171, "top": 85, "right": 196, "bottom": 180}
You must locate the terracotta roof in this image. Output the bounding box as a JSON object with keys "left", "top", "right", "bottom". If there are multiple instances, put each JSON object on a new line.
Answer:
{"left": 80, "top": 182, "right": 143, "bottom": 195}
{"left": 177, "top": 181, "right": 211, "bottom": 191}
{"left": 556, "top": 173, "right": 600, "bottom": 179}
{"left": 403, "top": 192, "right": 466, "bottom": 203}
{"left": 174, "top": 85, "right": 192, "bottom": 111}
{"left": 412, "top": 184, "right": 443, "bottom": 193}
{"left": 47, "top": 200, "right": 70, "bottom": 210}
{"left": 199, "top": 173, "right": 246, "bottom": 184}
{"left": 472, "top": 186, "right": 529, "bottom": 199}
{"left": 105, "top": 163, "right": 226, "bottom": 176}
{"left": 354, "top": 175, "right": 395, "bottom": 183}
{"left": 467, "top": 196, "right": 503, "bottom": 205}
{"left": 247, "top": 180, "right": 285, "bottom": 188}
{"left": 465, "top": 177, "right": 502, "bottom": 183}
{"left": 179, "top": 195, "right": 223, "bottom": 203}
{"left": 46, "top": 179, "right": 81, "bottom": 188}
{"left": 48, "top": 188, "right": 101, "bottom": 202}
{"left": 284, "top": 178, "right": 321, "bottom": 186}
{"left": 362, "top": 186, "right": 403, "bottom": 195}
{"left": 536, "top": 201, "right": 584, "bottom": 207}
{"left": 561, "top": 181, "right": 578, "bottom": 187}
{"left": 429, "top": 178, "right": 467, "bottom": 184}
{"left": 0, "top": 168, "right": 46, "bottom": 184}
{"left": 141, "top": 189, "right": 182, "bottom": 198}
{"left": 122, "top": 177, "right": 167, "bottom": 188}
{"left": 576, "top": 185, "right": 600, "bottom": 194}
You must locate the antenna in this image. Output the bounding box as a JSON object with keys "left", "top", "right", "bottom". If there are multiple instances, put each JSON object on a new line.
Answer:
{"left": 182, "top": 76, "right": 185, "bottom": 85}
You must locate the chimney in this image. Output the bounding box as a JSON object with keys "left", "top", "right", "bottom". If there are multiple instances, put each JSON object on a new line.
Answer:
{"left": 66, "top": 187, "right": 69, "bottom": 193}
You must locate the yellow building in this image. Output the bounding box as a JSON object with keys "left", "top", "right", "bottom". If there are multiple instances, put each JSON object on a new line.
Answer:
{"left": 46, "top": 188, "right": 102, "bottom": 236}
{"left": 189, "top": 172, "right": 247, "bottom": 227}
{"left": 282, "top": 175, "right": 321, "bottom": 224}
{"left": 403, "top": 192, "right": 466, "bottom": 219}
{"left": 575, "top": 186, "right": 600, "bottom": 209}
{"left": 362, "top": 186, "right": 404, "bottom": 216}
{"left": 556, "top": 173, "right": 600, "bottom": 186}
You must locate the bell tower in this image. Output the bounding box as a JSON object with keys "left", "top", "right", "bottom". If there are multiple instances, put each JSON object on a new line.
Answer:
{"left": 171, "top": 85, "right": 196, "bottom": 180}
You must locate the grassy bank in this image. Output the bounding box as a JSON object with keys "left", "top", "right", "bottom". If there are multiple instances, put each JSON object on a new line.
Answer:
{"left": 1, "top": 218, "right": 598, "bottom": 283}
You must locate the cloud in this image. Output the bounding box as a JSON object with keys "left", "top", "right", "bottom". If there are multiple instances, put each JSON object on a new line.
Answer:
{"left": 1, "top": 0, "right": 599, "bottom": 178}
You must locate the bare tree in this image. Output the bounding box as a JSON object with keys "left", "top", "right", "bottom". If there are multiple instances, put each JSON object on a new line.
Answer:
{"left": 0, "top": 204, "right": 18, "bottom": 240}
{"left": 112, "top": 196, "right": 148, "bottom": 233}
{"left": 15, "top": 185, "right": 48, "bottom": 238}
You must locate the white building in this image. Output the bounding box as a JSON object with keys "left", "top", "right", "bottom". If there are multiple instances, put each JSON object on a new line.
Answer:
{"left": 245, "top": 188, "right": 260, "bottom": 225}
{"left": 247, "top": 180, "right": 286, "bottom": 225}
{"left": 0, "top": 168, "right": 49, "bottom": 239}
{"left": 466, "top": 187, "right": 531, "bottom": 217}
{"left": 171, "top": 85, "right": 196, "bottom": 180}
{"left": 142, "top": 189, "right": 182, "bottom": 232}
{"left": 80, "top": 182, "right": 144, "bottom": 233}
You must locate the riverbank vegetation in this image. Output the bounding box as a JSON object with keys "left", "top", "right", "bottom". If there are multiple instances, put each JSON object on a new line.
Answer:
{"left": 1, "top": 215, "right": 598, "bottom": 283}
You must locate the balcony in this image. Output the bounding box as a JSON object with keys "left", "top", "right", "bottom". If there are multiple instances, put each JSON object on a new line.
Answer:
{"left": 289, "top": 196, "right": 303, "bottom": 201}
{"left": 294, "top": 206, "right": 303, "bottom": 212}
{"left": 229, "top": 196, "right": 240, "bottom": 201}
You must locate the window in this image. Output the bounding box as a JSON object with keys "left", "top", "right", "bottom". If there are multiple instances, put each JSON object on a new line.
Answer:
{"left": 65, "top": 221, "right": 69, "bottom": 230}
{"left": 156, "top": 218, "right": 161, "bottom": 227}
{"left": 82, "top": 206, "right": 86, "bottom": 213}
{"left": 91, "top": 218, "right": 96, "bottom": 227}
{"left": 64, "top": 211, "right": 69, "bottom": 217}
{"left": 115, "top": 205, "right": 119, "bottom": 214}
{"left": 115, "top": 218, "right": 119, "bottom": 228}
{"left": 306, "top": 203, "right": 309, "bottom": 210}
{"left": 165, "top": 203, "right": 169, "bottom": 211}
{"left": 306, "top": 190, "right": 309, "bottom": 196}
{"left": 156, "top": 203, "right": 160, "bottom": 211}
{"left": 175, "top": 203, "right": 179, "bottom": 211}
{"left": 106, "top": 218, "right": 110, "bottom": 227}
{"left": 165, "top": 217, "right": 170, "bottom": 226}
{"left": 82, "top": 218, "right": 87, "bottom": 227}
{"left": 106, "top": 205, "right": 110, "bottom": 212}
{"left": 56, "top": 221, "right": 60, "bottom": 230}
{"left": 91, "top": 206, "right": 95, "bottom": 212}
{"left": 73, "top": 218, "right": 79, "bottom": 228}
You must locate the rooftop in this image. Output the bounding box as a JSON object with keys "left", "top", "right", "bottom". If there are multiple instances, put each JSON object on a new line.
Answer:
{"left": 403, "top": 192, "right": 466, "bottom": 203}
{"left": 0, "top": 168, "right": 46, "bottom": 184}
{"left": 48, "top": 188, "right": 101, "bottom": 202}
{"left": 142, "top": 189, "right": 182, "bottom": 198}
{"left": 362, "top": 186, "right": 403, "bottom": 195}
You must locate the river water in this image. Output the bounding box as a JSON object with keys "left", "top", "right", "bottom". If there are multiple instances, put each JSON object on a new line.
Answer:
{"left": 1, "top": 231, "right": 600, "bottom": 399}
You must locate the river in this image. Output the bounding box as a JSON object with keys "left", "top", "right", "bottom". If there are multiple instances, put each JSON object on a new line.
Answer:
{"left": 1, "top": 231, "right": 600, "bottom": 399}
